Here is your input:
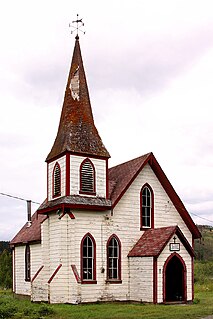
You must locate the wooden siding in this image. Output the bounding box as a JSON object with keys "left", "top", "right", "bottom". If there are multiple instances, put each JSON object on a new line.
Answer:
{"left": 48, "top": 156, "right": 66, "bottom": 200}
{"left": 30, "top": 162, "right": 194, "bottom": 303}
{"left": 129, "top": 257, "right": 153, "bottom": 302}
{"left": 157, "top": 235, "right": 193, "bottom": 303}
{"left": 70, "top": 155, "right": 106, "bottom": 197}
{"left": 14, "top": 244, "right": 41, "bottom": 296}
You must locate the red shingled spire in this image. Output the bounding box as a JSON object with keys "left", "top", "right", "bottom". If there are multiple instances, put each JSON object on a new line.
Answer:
{"left": 46, "top": 36, "right": 110, "bottom": 161}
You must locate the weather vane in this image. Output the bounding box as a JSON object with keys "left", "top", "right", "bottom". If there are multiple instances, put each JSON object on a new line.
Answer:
{"left": 69, "top": 14, "right": 85, "bottom": 37}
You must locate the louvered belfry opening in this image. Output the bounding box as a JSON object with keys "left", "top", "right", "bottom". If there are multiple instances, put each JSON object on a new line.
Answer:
{"left": 80, "top": 159, "right": 95, "bottom": 194}
{"left": 54, "top": 163, "right": 61, "bottom": 196}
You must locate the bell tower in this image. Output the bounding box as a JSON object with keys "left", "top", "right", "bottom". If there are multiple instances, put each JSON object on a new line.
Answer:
{"left": 39, "top": 31, "right": 110, "bottom": 214}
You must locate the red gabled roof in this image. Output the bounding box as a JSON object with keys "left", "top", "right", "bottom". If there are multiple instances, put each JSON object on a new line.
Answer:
{"left": 11, "top": 152, "right": 201, "bottom": 245}
{"left": 128, "top": 226, "right": 194, "bottom": 257}
{"left": 10, "top": 213, "right": 47, "bottom": 246}
{"left": 46, "top": 35, "right": 110, "bottom": 162}
{"left": 109, "top": 153, "right": 151, "bottom": 206}
{"left": 109, "top": 152, "right": 201, "bottom": 239}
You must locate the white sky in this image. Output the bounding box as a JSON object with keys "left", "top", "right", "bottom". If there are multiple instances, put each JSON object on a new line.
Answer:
{"left": 0, "top": 0, "right": 213, "bottom": 241}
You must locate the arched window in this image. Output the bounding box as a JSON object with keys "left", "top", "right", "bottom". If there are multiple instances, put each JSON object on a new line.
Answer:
{"left": 141, "top": 184, "right": 154, "bottom": 229}
{"left": 25, "top": 244, "right": 31, "bottom": 282}
{"left": 80, "top": 159, "right": 95, "bottom": 194}
{"left": 81, "top": 233, "right": 96, "bottom": 283}
{"left": 53, "top": 162, "right": 61, "bottom": 197}
{"left": 107, "top": 235, "right": 121, "bottom": 282}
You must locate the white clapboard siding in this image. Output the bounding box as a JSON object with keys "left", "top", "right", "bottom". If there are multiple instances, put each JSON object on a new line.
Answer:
{"left": 14, "top": 243, "right": 41, "bottom": 296}
{"left": 70, "top": 155, "right": 107, "bottom": 197}
{"left": 48, "top": 156, "right": 66, "bottom": 200}
{"left": 129, "top": 257, "right": 153, "bottom": 302}
{"left": 14, "top": 246, "right": 31, "bottom": 295}
{"left": 31, "top": 162, "right": 194, "bottom": 303}
{"left": 157, "top": 235, "right": 193, "bottom": 303}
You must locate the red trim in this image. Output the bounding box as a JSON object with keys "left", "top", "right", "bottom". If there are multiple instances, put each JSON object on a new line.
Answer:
{"left": 163, "top": 253, "right": 187, "bottom": 303}
{"left": 25, "top": 244, "right": 31, "bottom": 282}
{"left": 12, "top": 248, "right": 16, "bottom": 293}
{"left": 48, "top": 264, "right": 62, "bottom": 284}
{"left": 105, "top": 280, "right": 122, "bottom": 284}
{"left": 66, "top": 153, "right": 70, "bottom": 196}
{"left": 153, "top": 257, "right": 157, "bottom": 304}
{"left": 71, "top": 265, "right": 81, "bottom": 283}
{"left": 106, "top": 158, "right": 109, "bottom": 199}
{"left": 68, "top": 212, "right": 75, "bottom": 219}
{"left": 38, "top": 202, "right": 110, "bottom": 215}
{"left": 31, "top": 265, "right": 44, "bottom": 282}
{"left": 111, "top": 152, "right": 201, "bottom": 239}
{"left": 52, "top": 162, "right": 61, "bottom": 198}
{"left": 112, "top": 155, "right": 150, "bottom": 208}
{"left": 140, "top": 183, "right": 154, "bottom": 229}
{"left": 150, "top": 154, "right": 201, "bottom": 239}
{"left": 191, "top": 256, "right": 194, "bottom": 301}
{"left": 47, "top": 162, "right": 49, "bottom": 201}
{"left": 46, "top": 150, "right": 110, "bottom": 164}
{"left": 80, "top": 233, "right": 96, "bottom": 284}
{"left": 106, "top": 234, "right": 122, "bottom": 282}
{"left": 79, "top": 158, "right": 96, "bottom": 195}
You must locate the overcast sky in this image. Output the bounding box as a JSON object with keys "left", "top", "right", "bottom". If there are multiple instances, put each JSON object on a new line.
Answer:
{"left": 0, "top": 0, "right": 213, "bottom": 241}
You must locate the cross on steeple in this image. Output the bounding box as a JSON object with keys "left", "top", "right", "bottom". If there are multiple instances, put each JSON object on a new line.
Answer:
{"left": 69, "top": 14, "right": 85, "bottom": 38}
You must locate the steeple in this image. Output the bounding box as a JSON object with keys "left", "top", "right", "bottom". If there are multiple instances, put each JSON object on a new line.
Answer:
{"left": 46, "top": 35, "right": 110, "bottom": 162}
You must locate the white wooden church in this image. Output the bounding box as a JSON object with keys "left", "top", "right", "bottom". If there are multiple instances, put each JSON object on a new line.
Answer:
{"left": 11, "top": 34, "right": 201, "bottom": 304}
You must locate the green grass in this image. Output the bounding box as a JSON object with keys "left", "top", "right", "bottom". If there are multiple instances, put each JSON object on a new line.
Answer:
{"left": 0, "top": 260, "right": 212, "bottom": 319}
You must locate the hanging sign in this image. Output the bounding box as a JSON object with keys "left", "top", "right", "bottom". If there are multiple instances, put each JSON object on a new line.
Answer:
{"left": 169, "top": 243, "right": 180, "bottom": 251}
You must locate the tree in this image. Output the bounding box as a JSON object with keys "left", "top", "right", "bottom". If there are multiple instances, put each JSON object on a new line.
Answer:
{"left": 0, "top": 249, "right": 12, "bottom": 289}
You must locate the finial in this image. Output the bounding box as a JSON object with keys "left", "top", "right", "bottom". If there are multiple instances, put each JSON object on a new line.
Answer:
{"left": 69, "top": 14, "right": 85, "bottom": 38}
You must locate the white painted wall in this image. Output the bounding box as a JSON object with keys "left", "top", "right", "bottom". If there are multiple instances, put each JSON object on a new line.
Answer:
{"left": 47, "top": 155, "right": 66, "bottom": 200}
{"left": 70, "top": 155, "right": 107, "bottom": 197}
{"left": 157, "top": 235, "right": 193, "bottom": 303}
{"left": 129, "top": 257, "right": 153, "bottom": 302}
{"left": 14, "top": 243, "right": 41, "bottom": 296}
{"left": 30, "top": 162, "right": 194, "bottom": 303}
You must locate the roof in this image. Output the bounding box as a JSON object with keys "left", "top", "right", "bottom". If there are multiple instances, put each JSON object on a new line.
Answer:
{"left": 11, "top": 152, "right": 201, "bottom": 245}
{"left": 38, "top": 195, "right": 111, "bottom": 213}
{"left": 10, "top": 212, "right": 47, "bottom": 246}
{"left": 109, "top": 152, "right": 201, "bottom": 239}
{"left": 46, "top": 36, "right": 110, "bottom": 161}
{"left": 128, "top": 226, "right": 195, "bottom": 257}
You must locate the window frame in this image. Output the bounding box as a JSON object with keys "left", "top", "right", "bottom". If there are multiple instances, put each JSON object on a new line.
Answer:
{"left": 52, "top": 162, "right": 61, "bottom": 198}
{"left": 25, "top": 244, "right": 31, "bottom": 282}
{"left": 106, "top": 234, "right": 122, "bottom": 283}
{"left": 79, "top": 158, "right": 96, "bottom": 195}
{"left": 81, "top": 233, "right": 97, "bottom": 284}
{"left": 140, "top": 183, "right": 154, "bottom": 229}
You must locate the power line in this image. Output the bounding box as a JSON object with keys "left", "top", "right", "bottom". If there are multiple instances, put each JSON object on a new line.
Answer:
{"left": 0, "top": 192, "right": 40, "bottom": 205}
{"left": 0, "top": 192, "right": 212, "bottom": 225}
{"left": 190, "top": 211, "right": 213, "bottom": 224}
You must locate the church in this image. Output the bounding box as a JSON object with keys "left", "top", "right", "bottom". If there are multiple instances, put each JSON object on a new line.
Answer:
{"left": 10, "top": 33, "right": 201, "bottom": 304}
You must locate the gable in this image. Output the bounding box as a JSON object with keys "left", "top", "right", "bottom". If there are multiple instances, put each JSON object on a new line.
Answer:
{"left": 128, "top": 226, "right": 194, "bottom": 257}
{"left": 108, "top": 152, "right": 201, "bottom": 239}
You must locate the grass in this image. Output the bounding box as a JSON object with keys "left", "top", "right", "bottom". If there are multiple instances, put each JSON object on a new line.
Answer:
{"left": 0, "top": 261, "right": 212, "bottom": 319}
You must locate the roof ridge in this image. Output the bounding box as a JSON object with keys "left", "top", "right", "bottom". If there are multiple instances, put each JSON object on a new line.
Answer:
{"left": 109, "top": 152, "right": 152, "bottom": 171}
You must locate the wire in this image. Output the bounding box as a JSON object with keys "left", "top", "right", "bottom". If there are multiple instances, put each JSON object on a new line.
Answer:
{"left": 0, "top": 192, "right": 40, "bottom": 205}
{"left": 190, "top": 211, "right": 213, "bottom": 224}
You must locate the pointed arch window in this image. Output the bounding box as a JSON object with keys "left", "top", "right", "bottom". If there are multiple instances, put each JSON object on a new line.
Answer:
{"left": 53, "top": 162, "right": 61, "bottom": 197}
{"left": 25, "top": 244, "right": 31, "bottom": 282}
{"left": 81, "top": 233, "right": 96, "bottom": 284}
{"left": 107, "top": 235, "right": 122, "bottom": 283}
{"left": 80, "top": 159, "right": 96, "bottom": 195}
{"left": 141, "top": 184, "right": 154, "bottom": 229}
